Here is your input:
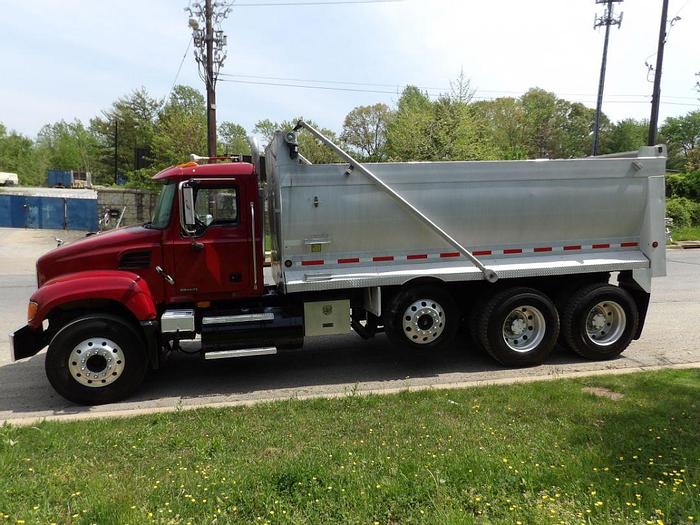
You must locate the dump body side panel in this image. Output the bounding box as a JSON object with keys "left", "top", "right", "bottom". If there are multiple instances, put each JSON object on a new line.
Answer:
{"left": 265, "top": 135, "right": 666, "bottom": 293}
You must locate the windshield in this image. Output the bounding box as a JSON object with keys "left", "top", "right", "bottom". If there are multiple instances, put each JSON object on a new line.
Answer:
{"left": 149, "top": 183, "right": 176, "bottom": 229}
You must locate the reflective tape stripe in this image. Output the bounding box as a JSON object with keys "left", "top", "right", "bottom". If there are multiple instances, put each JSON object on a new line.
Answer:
{"left": 301, "top": 260, "right": 324, "bottom": 266}
{"left": 297, "top": 241, "right": 635, "bottom": 266}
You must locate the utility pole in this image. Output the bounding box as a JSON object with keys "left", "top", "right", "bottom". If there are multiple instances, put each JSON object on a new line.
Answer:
{"left": 592, "top": 0, "right": 624, "bottom": 156}
{"left": 647, "top": 0, "right": 670, "bottom": 146}
{"left": 204, "top": 0, "right": 216, "bottom": 157}
{"left": 187, "top": 1, "right": 231, "bottom": 158}
{"left": 114, "top": 120, "right": 119, "bottom": 184}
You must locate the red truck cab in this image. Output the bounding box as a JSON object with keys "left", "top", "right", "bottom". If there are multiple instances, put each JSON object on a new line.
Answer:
{"left": 10, "top": 160, "right": 268, "bottom": 404}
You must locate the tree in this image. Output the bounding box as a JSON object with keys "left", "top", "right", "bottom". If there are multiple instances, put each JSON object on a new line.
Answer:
{"left": 0, "top": 124, "right": 40, "bottom": 185}
{"left": 218, "top": 121, "right": 251, "bottom": 156}
{"left": 340, "top": 103, "right": 392, "bottom": 161}
{"left": 385, "top": 84, "right": 497, "bottom": 162}
{"left": 151, "top": 85, "right": 207, "bottom": 168}
{"left": 35, "top": 120, "right": 100, "bottom": 175}
{"left": 599, "top": 118, "right": 649, "bottom": 154}
{"left": 558, "top": 100, "right": 601, "bottom": 158}
{"left": 516, "top": 88, "right": 601, "bottom": 159}
{"left": 90, "top": 87, "right": 162, "bottom": 184}
{"left": 471, "top": 98, "right": 529, "bottom": 159}
{"left": 252, "top": 119, "right": 278, "bottom": 143}
{"left": 385, "top": 86, "right": 435, "bottom": 161}
{"left": 659, "top": 110, "right": 700, "bottom": 170}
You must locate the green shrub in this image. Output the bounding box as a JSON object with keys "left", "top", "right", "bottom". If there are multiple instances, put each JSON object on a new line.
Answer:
{"left": 123, "top": 168, "right": 160, "bottom": 191}
{"left": 666, "top": 171, "right": 700, "bottom": 199}
{"left": 666, "top": 197, "right": 700, "bottom": 228}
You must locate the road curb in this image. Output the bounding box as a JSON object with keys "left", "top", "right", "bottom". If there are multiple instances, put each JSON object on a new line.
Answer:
{"left": 2, "top": 362, "right": 698, "bottom": 428}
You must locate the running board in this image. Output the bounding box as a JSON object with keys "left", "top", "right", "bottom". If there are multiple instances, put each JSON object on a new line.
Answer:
{"left": 204, "top": 347, "right": 277, "bottom": 360}
{"left": 202, "top": 313, "right": 275, "bottom": 325}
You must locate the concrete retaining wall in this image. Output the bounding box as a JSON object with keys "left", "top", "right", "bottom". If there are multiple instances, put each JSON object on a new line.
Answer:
{"left": 97, "top": 188, "right": 158, "bottom": 228}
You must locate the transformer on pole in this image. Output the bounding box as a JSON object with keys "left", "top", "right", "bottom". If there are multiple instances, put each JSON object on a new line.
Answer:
{"left": 591, "top": 0, "right": 623, "bottom": 156}
{"left": 186, "top": 1, "right": 232, "bottom": 157}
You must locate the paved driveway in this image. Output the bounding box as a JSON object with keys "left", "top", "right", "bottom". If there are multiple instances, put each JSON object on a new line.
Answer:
{"left": 1, "top": 228, "right": 698, "bottom": 425}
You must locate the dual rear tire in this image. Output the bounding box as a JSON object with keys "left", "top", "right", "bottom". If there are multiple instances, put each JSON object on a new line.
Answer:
{"left": 560, "top": 284, "right": 638, "bottom": 360}
{"left": 384, "top": 282, "right": 639, "bottom": 367}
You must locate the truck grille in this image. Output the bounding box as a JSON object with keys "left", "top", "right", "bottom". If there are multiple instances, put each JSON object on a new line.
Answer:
{"left": 118, "top": 250, "right": 151, "bottom": 270}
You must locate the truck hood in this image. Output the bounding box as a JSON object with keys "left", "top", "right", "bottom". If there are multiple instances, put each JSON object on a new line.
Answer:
{"left": 36, "top": 226, "right": 163, "bottom": 286}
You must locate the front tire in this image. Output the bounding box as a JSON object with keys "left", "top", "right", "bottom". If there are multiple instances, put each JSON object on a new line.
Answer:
{"left": 384, "top": 285, "right": 459, "bottom": 352}
{"left": 45, "top": 315, "right": 148, "bottom": 405}
{"left": 560, "top": 284, "right": 638, "bottom": 360}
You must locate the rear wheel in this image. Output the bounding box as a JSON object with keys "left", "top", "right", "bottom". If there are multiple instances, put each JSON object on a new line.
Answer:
{"left": 45, "top": 315, "right": 148, "bottom": 405}
{"left": 384, "top": 285, "right": 458, "bottom": 352}
{"left": 560, "top": 284, "right": 638, "bottom": 360}
{"left": 477, "top": 287, "right": 559, "bottom": 367}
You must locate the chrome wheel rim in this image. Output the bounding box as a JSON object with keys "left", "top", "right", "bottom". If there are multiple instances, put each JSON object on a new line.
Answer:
{"left": 585, "top": 301, "right": 626, "bottom": 346}
{"left": 402, "top": 299, "right": 446, "bottom": 344}
{"left": 502, "top": 305, "right": 546, "bottom": 353}
{"left": 68, "top": 338, "right": 125, "bottom": 388}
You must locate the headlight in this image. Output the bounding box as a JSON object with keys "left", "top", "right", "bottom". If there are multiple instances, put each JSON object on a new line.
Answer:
{"left": 27, "top": 301, "right": 38, "bottom": 322}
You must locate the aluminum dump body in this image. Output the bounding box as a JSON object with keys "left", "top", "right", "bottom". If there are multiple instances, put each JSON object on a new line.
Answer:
{"left": 264, "top": 132, "right": 666, "bottom": 294}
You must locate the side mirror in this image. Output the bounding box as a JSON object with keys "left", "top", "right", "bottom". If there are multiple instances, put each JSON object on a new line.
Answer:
{"left": 181, "top": 184, "right": 196, "bottom": 233}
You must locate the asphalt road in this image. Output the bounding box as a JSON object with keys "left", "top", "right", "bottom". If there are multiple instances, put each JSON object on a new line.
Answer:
{"left": 1, "top": 227, "right": 699, "bottom": 425}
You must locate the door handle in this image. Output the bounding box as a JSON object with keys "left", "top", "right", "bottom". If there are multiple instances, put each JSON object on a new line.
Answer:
{"left": 191, "top": 241, "right": 204, "bottom": 251}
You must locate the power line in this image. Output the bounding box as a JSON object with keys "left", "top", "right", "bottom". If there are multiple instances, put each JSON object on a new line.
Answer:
{"left": 219, "top": 72, "right": 445, "bottom": 92}
{"left": 162, "top": 36, "right": 193, "bottom": 107}
{"left": 218, "top": 72, "right": 700, "bottom": 101}
{"left": 218, "top": 77, "right": 699, "bottom": 106}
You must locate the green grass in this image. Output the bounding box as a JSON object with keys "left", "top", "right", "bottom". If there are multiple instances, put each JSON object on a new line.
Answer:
{"left": 0, "top": 369, "right": 698, "bottom": 524}
{"left": 672, "top": 226, "right": 700, "bottom": 242}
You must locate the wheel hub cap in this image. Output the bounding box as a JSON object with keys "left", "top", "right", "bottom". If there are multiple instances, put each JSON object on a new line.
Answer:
{"left": 502, "top": 305, "right": 546, "bottom": 353}
{"left": 585, "top": 301, "right": 626, "bottom": 346}
{"left": 68, "top": 337, "right": 125, "bottom": 388}
{"left": 402, "top": 299, "right": 445, "bottom": 344}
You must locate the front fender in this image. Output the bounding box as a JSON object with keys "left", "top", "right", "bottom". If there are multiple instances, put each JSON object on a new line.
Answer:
{"left": 29, "top": 270, "right": 158, "bottom": 329}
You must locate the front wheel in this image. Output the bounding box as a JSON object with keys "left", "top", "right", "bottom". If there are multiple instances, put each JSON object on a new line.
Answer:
{"left": 45, "top": 315, "right": 148, "bottom": 405}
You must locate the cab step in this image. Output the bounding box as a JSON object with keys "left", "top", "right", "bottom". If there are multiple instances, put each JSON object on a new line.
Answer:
{"left": 203, "top": 347, "right": 277, "bottom": 360}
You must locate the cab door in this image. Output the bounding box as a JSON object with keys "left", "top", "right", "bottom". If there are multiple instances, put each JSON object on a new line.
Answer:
{"left": 169, "top": 179, "right": 259, "bottom": 302}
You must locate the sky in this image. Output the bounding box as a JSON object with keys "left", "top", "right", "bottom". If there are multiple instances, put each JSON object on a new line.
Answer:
{"left": 0, "top": 0, "right": 698, "bottom": 140}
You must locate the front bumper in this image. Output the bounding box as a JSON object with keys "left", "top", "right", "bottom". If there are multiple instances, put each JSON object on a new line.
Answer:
{"left": 9, "top": 325, "right": 46, "bottom": 362}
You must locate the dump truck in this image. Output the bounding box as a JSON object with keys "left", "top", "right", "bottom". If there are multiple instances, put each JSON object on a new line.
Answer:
{"left": 9, "top": 121, "right": 667, "bottom": 404}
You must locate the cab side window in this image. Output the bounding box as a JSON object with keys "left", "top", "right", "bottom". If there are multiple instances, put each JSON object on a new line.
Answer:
{"left": 193, "top": 185, "right": 238, "bottom": 227}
